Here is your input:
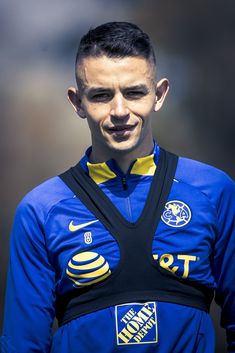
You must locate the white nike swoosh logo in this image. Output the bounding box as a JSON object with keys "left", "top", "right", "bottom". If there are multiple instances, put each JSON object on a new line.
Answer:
{"left": 69, "top": 219, "right": 99, "bottom": 232}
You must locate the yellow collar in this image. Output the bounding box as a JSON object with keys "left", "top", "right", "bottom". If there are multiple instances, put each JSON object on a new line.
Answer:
{"left": 87, "top": 154, "right": 156, "bottom": 185}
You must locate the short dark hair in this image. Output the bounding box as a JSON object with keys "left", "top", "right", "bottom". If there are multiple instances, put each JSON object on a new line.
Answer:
{"left": 75, "top": 21, "right": 156, "bottom": 82}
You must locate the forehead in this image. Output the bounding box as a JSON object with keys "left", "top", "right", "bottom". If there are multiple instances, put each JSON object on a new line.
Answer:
{"left": 77, "top": 56, "right": 155, "bottom": 90}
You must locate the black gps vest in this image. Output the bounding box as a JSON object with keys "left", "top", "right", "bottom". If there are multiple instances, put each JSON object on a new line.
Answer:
{"left": 57, "top": 148, "right": 214, "bottom": 326}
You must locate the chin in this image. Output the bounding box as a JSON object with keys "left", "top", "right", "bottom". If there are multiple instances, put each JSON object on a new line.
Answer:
{"left": 108, "top": 140, "right": 140, "bottom": 154}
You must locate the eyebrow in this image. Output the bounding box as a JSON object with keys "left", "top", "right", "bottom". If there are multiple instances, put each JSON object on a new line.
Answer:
{"left": 86, "top": 84, "right": 150, "bottom": 96}
{"left": 123, "top": 84, "right": 149, "bottom": 92}
{"left": 86, "top": 87, "right": 111, "bottom": 96}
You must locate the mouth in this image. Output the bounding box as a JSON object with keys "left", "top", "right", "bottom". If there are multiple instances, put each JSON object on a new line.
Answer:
{"left": 107, "top": 124, "right": 137, "bottom": 133}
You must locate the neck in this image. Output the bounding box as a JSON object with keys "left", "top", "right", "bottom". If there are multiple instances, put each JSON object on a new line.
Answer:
{"left": 112, "top": 155, "right": 137, "bottom": 174}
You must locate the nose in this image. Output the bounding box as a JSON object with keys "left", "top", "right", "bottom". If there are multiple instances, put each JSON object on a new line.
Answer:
{"left": 110, "top": 94, "right": 130, "bottom": 119}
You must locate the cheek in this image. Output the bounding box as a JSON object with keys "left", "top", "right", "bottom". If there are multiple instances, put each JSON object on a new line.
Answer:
{"left": 85, "top": 104, "right": 109, "bottom": 122}
{"left": 85, "top": 107, "right": 108, "bottom": 134}
{"left": 86, "top": 105, "right": 99, "bottom": 117}
{"left": 131, "top": 99, "right": 155, "bottom": 118}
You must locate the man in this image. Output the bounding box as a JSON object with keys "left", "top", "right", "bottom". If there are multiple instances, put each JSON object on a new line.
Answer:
{"left": 1, "top": 22, "right": 235, "bottom": 353}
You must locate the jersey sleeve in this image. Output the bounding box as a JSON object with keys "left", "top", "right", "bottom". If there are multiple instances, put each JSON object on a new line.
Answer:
{"left": 212, "top": 174, "right": 235, "bottom": 352}
{"left": 0, "top": 197, "right": 56, "bottom": 353}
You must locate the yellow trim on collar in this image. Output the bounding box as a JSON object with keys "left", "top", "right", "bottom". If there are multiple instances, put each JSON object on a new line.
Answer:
{"left": 130, "top": 154, "right": 156, "bottom": 176}
{"left": 87, "top": 162, "right": 116, "bottom": 184}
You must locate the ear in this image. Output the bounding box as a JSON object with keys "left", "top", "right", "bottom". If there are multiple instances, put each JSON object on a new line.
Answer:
{"left": 154, "top": 78, "right": 169, "bottom": 112}
{"left": 67, "top": 87, "right": 86, "bottom": 119}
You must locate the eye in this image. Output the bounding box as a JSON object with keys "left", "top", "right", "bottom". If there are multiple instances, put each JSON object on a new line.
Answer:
{"left": 124, "top": 90, "right": 147, "bottom": 99}
{"left": 90, "top": 92, "right": 112, "bottom": 102}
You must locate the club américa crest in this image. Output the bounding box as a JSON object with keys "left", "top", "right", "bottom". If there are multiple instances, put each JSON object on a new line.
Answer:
{"left": 161, "top": 200, "right": 191, "bottom": 228}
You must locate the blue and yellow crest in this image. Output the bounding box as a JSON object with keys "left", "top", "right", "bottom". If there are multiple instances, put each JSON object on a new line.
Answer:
{"left": 161, "top": 200, "right": 191, "bottom": 228}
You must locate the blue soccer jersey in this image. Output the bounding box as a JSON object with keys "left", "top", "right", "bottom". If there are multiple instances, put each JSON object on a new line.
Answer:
{"left": 1, "top": 143, "right": 235, "bottom": 352}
